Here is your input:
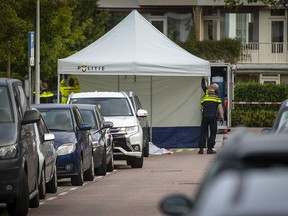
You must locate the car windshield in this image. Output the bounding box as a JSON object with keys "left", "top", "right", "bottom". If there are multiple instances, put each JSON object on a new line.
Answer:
{"left": 79, "top": 110, "right": 98, "bottom": 130}
{"left": 0, "top": 86, "right": 13, "bottom": 123}
{"left": 39, "top": 109, "right": 73, "bottom": 132}
{"left": 277, "top": 110, "right": 288, "bottom": 130}
{"left": 70, "top": 98, "right": 133, "bottom": 117}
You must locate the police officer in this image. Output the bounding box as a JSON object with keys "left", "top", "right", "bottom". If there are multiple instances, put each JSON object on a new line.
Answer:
{"left": 198, "top": 85, "right": 224, "bottom": 154}
{"left": 201, "top": 76, "right": 219, "bottom": 95}
{"left": 60, "top": 75, "right": 80, "bottom": 103}
{"left": 39, "top": 82, "right": 54, "bottom": 103}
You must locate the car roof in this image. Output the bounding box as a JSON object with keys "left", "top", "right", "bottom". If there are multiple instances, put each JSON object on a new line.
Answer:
{"left": 217, "top": 129, "right": 288, "bottom": 165}
{"left": 194, "top": 167, "right": 288, "bottom": 216}
{"left": 32, "top": 103, "right": 77, "bottom": 109}
{"left": 74, "top": 104, "right": 98, "bottom": 110}
{"left": 69, "top": 91, "right": 127, "bottom": 98}
{"left": 0, "top": 78, "right": 21, "bottom": 86}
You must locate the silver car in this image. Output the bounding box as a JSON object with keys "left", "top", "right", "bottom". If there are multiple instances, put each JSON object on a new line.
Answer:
{"left": 34, "top": 114, "right": 58, "bottom": 199}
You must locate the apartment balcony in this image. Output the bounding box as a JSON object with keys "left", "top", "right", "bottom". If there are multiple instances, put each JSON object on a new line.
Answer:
{"left": 238, "top": 43, "right": 288, "bottom": 64}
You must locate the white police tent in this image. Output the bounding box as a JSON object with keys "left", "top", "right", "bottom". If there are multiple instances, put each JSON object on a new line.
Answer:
{"left": 57, "top": 10, "right": 210, "bottom": 148}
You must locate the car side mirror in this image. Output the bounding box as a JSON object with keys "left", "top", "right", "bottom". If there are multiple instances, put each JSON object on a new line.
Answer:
{"left": 79, "top": 122, "right": 91, "bottom": 131}
{"left": 22, "top": 109, "right": 41, "bottom": 125}
{"left": 103, "top": 121, "right": 114, "bottom": 129}
{"left": 137, "top": 109, "right": 148, "bottom": 117}
{"left": 159, "top": 194, "right": 194, "bottom": 216}
{"left": 44, "top": 133, "right": 55, "bottom": 142}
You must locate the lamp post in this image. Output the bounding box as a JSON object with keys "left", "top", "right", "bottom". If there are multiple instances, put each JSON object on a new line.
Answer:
{"left": 35, "top": 0, "right": 40, "bottom": 104}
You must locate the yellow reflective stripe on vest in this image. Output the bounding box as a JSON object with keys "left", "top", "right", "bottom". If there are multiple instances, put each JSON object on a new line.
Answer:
{"left": 201, "top": 95, "right": 221, "bottom": 103}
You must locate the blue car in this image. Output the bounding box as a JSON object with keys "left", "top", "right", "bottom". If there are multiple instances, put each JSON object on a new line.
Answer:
{"left": 32, "top": 104, "right": 94, "bottom": 186}
{"left": 76, "top": 104, "right": 114, "bottom": 176}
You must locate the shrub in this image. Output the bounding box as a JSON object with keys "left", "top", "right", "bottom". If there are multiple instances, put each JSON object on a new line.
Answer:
{"left": 232, "top": 82, "right": 288, "bottom": 127}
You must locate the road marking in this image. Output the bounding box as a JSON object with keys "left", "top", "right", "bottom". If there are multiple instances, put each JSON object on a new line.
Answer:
{"left": 59, "top": 192, "right": 68, "bottom": 196}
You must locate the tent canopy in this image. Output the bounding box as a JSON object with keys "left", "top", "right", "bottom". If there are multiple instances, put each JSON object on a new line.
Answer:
{"left": 57, "top": 10, "right": 211, "bottom": 148}
{"left": 58, "top": 10, "right": 210, "bottom": 76}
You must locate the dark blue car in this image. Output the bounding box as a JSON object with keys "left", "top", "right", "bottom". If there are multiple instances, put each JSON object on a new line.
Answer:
{"left": 32, "top": 104, "right": 94, "bottom": 186}
{"left": 76, "top": 104, "right": 114, "bottom": 176}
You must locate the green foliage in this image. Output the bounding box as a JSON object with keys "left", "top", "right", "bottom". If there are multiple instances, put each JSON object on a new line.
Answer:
{"left": 222, "top": 0, "right": 288, "bottom": 8}
{"left": 231, "top": 109, "right": 277, "bottom": 127}
{"left": 0, "top": 0, "right": 110, "bottom": 90}
{"left": 232, "top": 82, "right": 288, "bottom": 127}
{"left": 178, "top": 36, "right": 242, "bottom": 64}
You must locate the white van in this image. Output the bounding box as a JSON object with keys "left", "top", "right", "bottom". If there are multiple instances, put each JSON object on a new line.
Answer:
{"left": 67, "top": 91, "right": 148, "bottom": 168}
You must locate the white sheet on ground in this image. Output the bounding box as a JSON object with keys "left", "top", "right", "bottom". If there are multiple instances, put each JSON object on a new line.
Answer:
{"left": 149, "top": 142, "right": 173, "bottom": 155}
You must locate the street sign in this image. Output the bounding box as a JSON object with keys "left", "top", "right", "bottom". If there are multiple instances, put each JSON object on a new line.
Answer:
{"left": 28, "top": 32, "right": 34, "bottom": 66}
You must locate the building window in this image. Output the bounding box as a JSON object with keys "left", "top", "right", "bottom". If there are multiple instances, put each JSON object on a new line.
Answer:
{"left": 271, "top": 21, "right": 284, "bottom": 53}
{"left": 221, "top": 12, "right": 259, "bottom": 43}
{"left": 204, "top": 20, "right": 217, "bottom": 40}
{"left": 149, "top": 13, "right": 192, "bottom": 42}
{"left": 167, "top": 13, "right": 192, "bottom": 42}
{"left": 149, "top": 17, "right": 167, "bottom": 36}
{"left": 260, "top": 74, "right": 280, "bottom": 84}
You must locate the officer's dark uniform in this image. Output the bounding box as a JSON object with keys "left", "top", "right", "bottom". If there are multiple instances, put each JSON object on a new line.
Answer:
{"left": 198, "top": 88, "right": 222, "bottom": 154}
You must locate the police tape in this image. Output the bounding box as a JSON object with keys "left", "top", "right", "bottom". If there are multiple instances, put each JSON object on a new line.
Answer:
{"left": 233, "top": 102, "right": 282, "bottom": 105}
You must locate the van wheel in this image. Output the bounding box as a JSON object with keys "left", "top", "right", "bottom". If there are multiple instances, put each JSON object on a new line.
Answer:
{"left": 46, "top": 165, "right": 57, "bottom": 193}
{"left": 6, "top": 172, "right": 29, "bottom": 216}
{"left": 84, "top": 154, "right": 94, "bottom": 181}
{"left": 95, "top": 149, "right": 107, "bottom": 176}
{"left": 71, "top": 160, "right": 84, "bottom": 186}
{"left": 39, "top": 168, "right": 46, "bottom": 199}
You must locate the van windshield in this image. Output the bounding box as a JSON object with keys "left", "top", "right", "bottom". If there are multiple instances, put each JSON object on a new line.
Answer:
{"left": 70, "top": 98, "right": 133, "bottom": 117}
{"left": 0, "top": 86, "right": 13, "bottom": 123}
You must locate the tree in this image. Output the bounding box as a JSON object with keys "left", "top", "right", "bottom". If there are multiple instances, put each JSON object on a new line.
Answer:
{"left": 223, "top": 0, "right": 288, "bottom": 8}
{"left": 0, "top": 0, "right": 110, "bottom": 90}
{"left": 0, "top": 0, "right": 30, "bottom": 78}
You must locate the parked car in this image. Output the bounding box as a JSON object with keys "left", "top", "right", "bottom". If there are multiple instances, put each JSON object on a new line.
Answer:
{"left": 67, "top": 91, "right": 148, "bottom": 168}
{"left": 33, "top": 113, "right": 58, "bottom": 198}
{"left": 75, "top": 104, "right": 114, "bottom": 176}
{"left": 32, "top": 104, "right": 94, "bottom": 186}
{"left": 125, "top": 91, "right": 150, "bottom": 157}
{"left": 262, "top": 99, "right": 288, "bottom": 134}
{"left": 0, "top": 78, "right": 41, "bottom": 216}
{"left": 160, "top": 129, "right": 288, "bottom": 216}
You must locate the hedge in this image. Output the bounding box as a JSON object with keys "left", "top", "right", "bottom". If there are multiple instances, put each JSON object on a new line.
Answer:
{"left": 231, "top": 82, "right": 288, "bottom": 127}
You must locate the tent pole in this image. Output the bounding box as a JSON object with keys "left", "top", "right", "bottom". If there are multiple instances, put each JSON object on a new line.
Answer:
{"left": 150, "top": 76, "right": 153, "bottom": 143}
{"left": 57, "top": 75, "right": 60, "bottom": 103}
{"left": 117, "top": 75, "right": 120, "bottom": 91}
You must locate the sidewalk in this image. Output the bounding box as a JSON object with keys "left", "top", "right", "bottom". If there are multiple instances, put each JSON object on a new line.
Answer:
{"left": 215, "top": 127, "right": 264, "bottom": 148}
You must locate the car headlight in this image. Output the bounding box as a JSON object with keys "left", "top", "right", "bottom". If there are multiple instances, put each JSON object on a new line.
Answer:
{"left": 119, "top": 126, "right": 139, "bottom": 135}
{"left": 0, "top": 144, "right": 17, "bottom": 159}
{"left": 57, "top": 143, "right": 76, "bottom": 156}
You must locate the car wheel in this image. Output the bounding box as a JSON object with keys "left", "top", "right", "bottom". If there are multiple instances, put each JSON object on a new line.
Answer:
{"left": 29, "top": 178, "right": 40, "bottom": 208}
{"left": 143, "top": 139, "right": 150, "bottom": 157}
{"left": 6, "top": 172, "right": 30, "bottom": 216}
{"left": 84, "top": 154, "right": 94, "bottom": 181}
{"left": 95, "top": 149, "right": 107, "bottom": 176}
{"left": 71, "top": 159, "right": 84, "bottom": 186}
{"left": 39, "top": 168, "right": 46, "bottom": 199}
{"left": 129, "top": 154, "right": 144, "bottom": 168}
{"left": 46, "top": 165, "right": 57, "bottom": 193}
{"left": 107, "top": 149, "right": 114, "bottom": 172}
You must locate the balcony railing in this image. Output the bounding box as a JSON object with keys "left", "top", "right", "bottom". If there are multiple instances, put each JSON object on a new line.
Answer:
{"left": 238, "top": 42, "right": 288, "bottom": 63}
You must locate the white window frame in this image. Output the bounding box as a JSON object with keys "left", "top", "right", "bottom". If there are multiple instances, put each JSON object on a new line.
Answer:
{"left": 260, "top": 74, "right": 280, "bottom": 84}
{"left": 148, "top": 16, "right": 168, "bottom": 36}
